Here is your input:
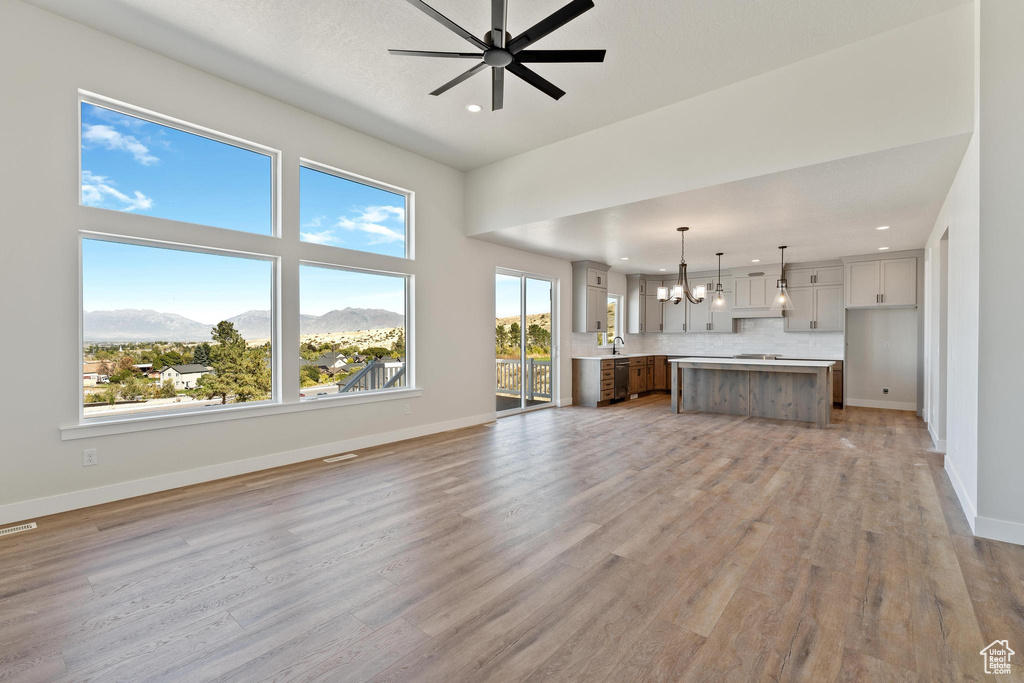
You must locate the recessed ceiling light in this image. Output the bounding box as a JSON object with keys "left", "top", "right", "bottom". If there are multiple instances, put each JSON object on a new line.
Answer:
{"left": 466, "top": 104, "right": 482, "bottom": 113}
{"left": 878, "top": 246, "right": 890, "bottom": 251}
{"left": 659, "top": 268, "right": 667, "bottom": 271}
{"left": 876, "top": 226, "right": 890, "bottom": 231}
{"left": 751, "top": 259, "right": 761, "bottom": 263}
{"left": 620, "top": 257, "right": 629, "bottom": 260}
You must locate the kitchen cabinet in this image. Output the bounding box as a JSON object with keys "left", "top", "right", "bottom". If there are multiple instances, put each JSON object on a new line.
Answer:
{"left": 688, "top": 276, "right": 735, "bottom": 333}
{"left": 572, "top": 261, "right": 610, "bottom": 332}
{"left": 654, "top": 356, "right": 667, "bottom": 390}
{"left": 662, "top": 298, "right": 687, "bottom": 332}
{"left": 644, "top": 295, "right": 663, "bottom": 334}
{"left": 787, "top": 265, "right": 843, "bottom": 288}
{"left": 626, "top": 275, "right": 644, "bottom": 334}
{"left": 572, "top": 358, "right": 615, "bottom": 407}
{"left": 845, "top": 257, "right": 917, "bottom": 308}
{"left": 785, "top": 284, "right": 844, "bottom": 332}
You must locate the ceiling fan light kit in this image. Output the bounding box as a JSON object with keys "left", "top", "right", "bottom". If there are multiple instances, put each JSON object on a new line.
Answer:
{"left": 390, "top": 0, "right": 606, "bottom": 111}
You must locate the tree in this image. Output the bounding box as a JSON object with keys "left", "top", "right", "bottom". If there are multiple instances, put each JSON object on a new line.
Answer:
{"left": 509, "top": 322, "right": 521, "bottom": 347}
{"left": 157, "top": 379, "right": 177, "bottom": 398}
{"left": 362, "top": 346, "right": 390, "bottom": 359}
{"left": 197, "top": 322, "right": 272, "bottom": 404}
{"left": 496, "top": 324, "right": 507, "bottom": 350}
{"left": 300, "top": 363, "right": 321, "bottom": 387}
{"left": 392, "top": 329, "right": 405, "bottom": 358}
{"left": 192, "top": 342, "right": 212, "bottom": 366}
{"left": 118, "top": 375, "right": 147, "bottom": 401}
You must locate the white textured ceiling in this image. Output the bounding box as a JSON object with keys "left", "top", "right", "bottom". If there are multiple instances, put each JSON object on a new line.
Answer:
{"left": 473, "top": 134, "right": 972, "bottom": 273}
{"left": 26, "top": 0, "right": 968, "bottom": 170}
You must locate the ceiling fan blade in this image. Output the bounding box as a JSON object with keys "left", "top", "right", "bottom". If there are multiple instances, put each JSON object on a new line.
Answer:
{"left": 429, "top": 62, "right": 488, "bottom": 96}
{"left": 389, "top": 49, "right": 483, "bottom": 59}
{"left": 403, "top": 0, "right": 489, "bottom": 51}
{"left": 492, "top": 67, "right": 504, "bottom": 111}
{"left": 491, "top": 0, "right": 508, "bottom": 48}
{"left": 507, "top": 0, "right": 594, "bottom": 54}
{"left": 507, "top": 62, "right": 565, "bottom": 100}
{"left": 515, "top": 49, "right": 606, "bottom": 63}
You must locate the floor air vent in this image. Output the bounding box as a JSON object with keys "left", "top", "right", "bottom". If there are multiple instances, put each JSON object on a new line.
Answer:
{"left": 0, "top": 522, "right": 37, "bottom": 537}
{"left": 324, "top": 453, "right": 358, "bottom": 463}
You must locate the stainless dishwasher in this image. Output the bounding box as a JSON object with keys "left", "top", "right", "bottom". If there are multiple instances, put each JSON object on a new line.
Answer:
{"left": 613, "top": 358, "right": 631, "bottom": 400}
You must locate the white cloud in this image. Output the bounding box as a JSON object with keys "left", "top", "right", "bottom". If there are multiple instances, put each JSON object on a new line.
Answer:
{"left": 335, "top": 213, "right": 404, "bottom": 244}
{"left": 81, "top": 170, "right": 154, "bottom": 212}
{"left": 300, "top": 229, "right": 339, "bottom": 245}
{"left": 82, "top": 124, "right": 159, "bottom": 165}
{"left": 302, "top": 215, "right": 327, "bottom": 229}
{"left": 358, "top": 205, "right": 405, "bottom": 223}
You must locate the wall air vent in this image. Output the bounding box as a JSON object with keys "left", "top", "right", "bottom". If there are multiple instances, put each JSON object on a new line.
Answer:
{"left": 324, "top": 453, "right": 358, "bottom": 463}
{"left": 0, "top": 522, "right": 37, "bottom": 537}
{"left": 748, "top": 272, "right": 766, "bottom": 277}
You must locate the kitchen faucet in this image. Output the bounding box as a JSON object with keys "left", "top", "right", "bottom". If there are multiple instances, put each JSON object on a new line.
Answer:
{"left": 612, "top": 336, "right": 625, "bottom": 355}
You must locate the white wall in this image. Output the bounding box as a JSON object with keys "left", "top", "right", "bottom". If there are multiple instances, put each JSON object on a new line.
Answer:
{"left": 0, "top": 1, "right": 573, "bottom": 522}
{"left": 845, "top": 309, "right": 919, "bottom": 410}
{"left": 976, "top": 0, "right": 1024, "bottom": 542}
{"left": 465, "top": 5, "right": 974, "bottom": 236}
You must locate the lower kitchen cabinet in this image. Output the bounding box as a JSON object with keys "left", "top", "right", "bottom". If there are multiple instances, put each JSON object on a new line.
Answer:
{"left": 573, "top": 356, "right": 670, "bottom": 407}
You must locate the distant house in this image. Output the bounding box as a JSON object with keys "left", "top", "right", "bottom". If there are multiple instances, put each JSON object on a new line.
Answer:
{"left": 302, "top": 352, "right": 350, "bottom": 377}
{"left": 160, "top": 364, "right": 212, "bottom": 390}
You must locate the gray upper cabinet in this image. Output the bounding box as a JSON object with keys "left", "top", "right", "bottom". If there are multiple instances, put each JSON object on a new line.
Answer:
{"left": 731, "top": 270, "right": 781, "bottom": 318}
{"left": 572, "top": 260, "right": 610, "bottom": 333}
{"left": 625, "top": 274, "right": 644, "bottom": 334}
{"left": 783, "top": 263, "right": 844, "bottom": 332}
{"left": 644, "top": 295, "right": 663, "bottom": 333}
{"left": 662, "top": 296, "right": 687, "bottom": 332}
{"left": 689, "top": 275, "right": 735, "bottom": 333}
{"left": 844, "top": 256, "right": 917, "bottom": 308}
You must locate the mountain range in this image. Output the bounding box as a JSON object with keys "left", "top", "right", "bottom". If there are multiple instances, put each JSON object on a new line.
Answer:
{"left": 83, "top": 308, "right": 404, "bottom": 342}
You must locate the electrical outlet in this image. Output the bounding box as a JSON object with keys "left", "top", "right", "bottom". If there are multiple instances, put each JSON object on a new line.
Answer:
{"left": 883, "top": 341, "right": 891, "bottom": 349}
{"left": 882, "top": 387, "right": 890, "bottom": 395}
{"left": 83, "top": 448, "right": 97, "bottom": 467}
{"left": 404, "top": 403, "right": 411, "bottom": 415}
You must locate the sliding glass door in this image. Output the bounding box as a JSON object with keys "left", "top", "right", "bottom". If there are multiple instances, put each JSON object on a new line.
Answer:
{"left": 495, "top": 270, "right": 556, "bottom": 415}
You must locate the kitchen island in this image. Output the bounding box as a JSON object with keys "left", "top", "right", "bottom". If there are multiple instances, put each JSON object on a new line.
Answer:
{"left": 669, "top": 358, "right": 835, "bottom": 427}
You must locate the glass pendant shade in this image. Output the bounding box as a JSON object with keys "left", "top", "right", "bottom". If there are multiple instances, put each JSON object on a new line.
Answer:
{"left": 692, "top": 284, "right": 706, "bottom": 300}
{"left": 770, "top": 284, "right": 794, "bottom": 311}
{"left": 656, "top": 286, "right": 669, "bottom": 301}
{"left": 712, "top": 288, "right": 729, "bottom": 310}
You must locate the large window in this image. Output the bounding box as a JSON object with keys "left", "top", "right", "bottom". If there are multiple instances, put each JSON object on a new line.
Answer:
{"left": 74, "top": 94, "right": 416, "bottom": 430}
{"left": 299, "top": 265, "right": 408, "bottom": 399}
{"left": 80, "top": 99, "right": 274, "bottom": 235}
{"left": 299, "top": 163, "right": 409, "bottom": 258}
{"left": 82, "top": 238, "right": 274, "bottom": 418}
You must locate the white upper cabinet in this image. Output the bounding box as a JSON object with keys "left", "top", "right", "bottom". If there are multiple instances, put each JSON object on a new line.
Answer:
{"left": 785, "top": 288, "right": 814, "bottom": 330}
{"left": 572, "top": 261, "right": 610, "bottom": 332}
{"left": 814, "top": 285, "right": 844, "bottom": 331}
{"left": 662, "top": 297, "right": 687, "bottom": 333}
{"left": 784, "top": 263, "right": 844, "bottom": 332}
{"left": 644, "top": 295, "right": 663, "bottom": 333}
{"left": 786, "top": 268, "right": 815, "bottom": 288}
{"left": 733, "top": 276, "right": 768, "bottom": 308}
{"left": 844, "top": 256, "right": 917, "bottom": 308}
{"left": 846, "top": 260, "right": 880, "bottom": 307}
{"left": 814, "top": 265, "right": 844, "bottom": 286}
{"left": 626, "top": 275, "right": 644, "bottom": 334}
{"left": 880, "top": 258, "right": 917, "bottom": 306}
{"left": 788, "top": 265, "right": 843, "bottom": 288}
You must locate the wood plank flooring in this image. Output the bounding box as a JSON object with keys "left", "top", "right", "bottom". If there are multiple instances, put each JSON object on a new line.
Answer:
{"left": 2, "top": 396, "right": 1023, "bottom": 681}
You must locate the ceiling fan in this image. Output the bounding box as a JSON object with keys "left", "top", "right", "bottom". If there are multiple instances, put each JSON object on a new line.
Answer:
{"left": 389, "top": 0, "right": 605, "bottom": 111}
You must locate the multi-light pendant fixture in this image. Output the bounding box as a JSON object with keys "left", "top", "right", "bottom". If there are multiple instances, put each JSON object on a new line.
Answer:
{"left": 657, "top": 227, "right": 706, "bottom": 305}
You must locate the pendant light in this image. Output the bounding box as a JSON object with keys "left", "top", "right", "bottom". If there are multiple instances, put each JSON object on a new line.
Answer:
{"left": 711, "top": 252, "right": 729, "bottom": 311}
{"left": 770, "top": 245, "right": 794, "bottom": 311}
{"left": 657, "top": 227, "right": 706, "bottom": 305}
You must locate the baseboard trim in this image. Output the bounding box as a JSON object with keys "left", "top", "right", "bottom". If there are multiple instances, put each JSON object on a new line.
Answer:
{"left": 975, "top": 515, "right": 1024, "bottom": 547}
{"left": 0, "top": 412, "right": 497, "bottom": 526}
{"left": 944, "top": 457, "right": 977, "bottom": 535}
{"left": 927, "top": 422, "right": 947, "bottom": 453}
{"left": 846, "top": 398, "right": 917, "bottom": 411}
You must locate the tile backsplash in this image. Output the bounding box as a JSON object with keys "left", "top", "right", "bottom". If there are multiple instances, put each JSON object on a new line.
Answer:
{"left": 572, "top": 318, "right": 843, "bottom": 360}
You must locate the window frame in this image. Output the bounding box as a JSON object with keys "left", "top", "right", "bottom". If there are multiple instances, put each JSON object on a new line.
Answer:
{"left": 79, "top": 91, "right": 281, "bottom": 238}
{"left": 299, "top": 158, "right": 414, "bottom": 260}
{"left": 597, "top": 293, "right": 624, "bottom": 347}
{"left": 78, "top": 231, "right": 282, "bottom": 425}
{"left": 66, "top": 95, "right": 420, "bottom": 439}
{"left": 297, "top": 260, "right": 414, "bottom": 401}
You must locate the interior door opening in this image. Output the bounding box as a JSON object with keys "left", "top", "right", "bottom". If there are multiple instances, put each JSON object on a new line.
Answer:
{"left": 495, "top": 270, "right": 556, "bottom": 415}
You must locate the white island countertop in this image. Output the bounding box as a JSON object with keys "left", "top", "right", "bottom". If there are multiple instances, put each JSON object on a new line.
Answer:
{"left": 571, "top": 353, "right": 657, "bottom": 360}
{"left": 668, "top": 358, "right": 835, "bottom": 368}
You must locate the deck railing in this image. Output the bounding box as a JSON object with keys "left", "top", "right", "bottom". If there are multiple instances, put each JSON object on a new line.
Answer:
{"left": 339, "top": 359, "right": 406, "bottom": 393}
{"left": 496, "top": 358, "right": 552, "bottom": 400}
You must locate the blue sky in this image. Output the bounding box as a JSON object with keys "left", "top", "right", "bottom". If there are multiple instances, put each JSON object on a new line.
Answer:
{"left": 80, "top": 102, "right": 272, "bottom": 234}
{"left": 496, "top": 274, "right": 551, "bottom": 318}
{"left": 299, "top": 167, "right": 407, "bottom": 258}
{"left": 83, "top": 239, "right": 271, "bottom": 323}
{"left": 300, "top": 264, "right": 405, "bottom": 316}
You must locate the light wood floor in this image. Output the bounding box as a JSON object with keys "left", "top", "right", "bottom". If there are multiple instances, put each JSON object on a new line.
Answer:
{"left": 2, "top": 397, "right": 1023, "bottom": 682}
